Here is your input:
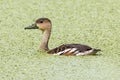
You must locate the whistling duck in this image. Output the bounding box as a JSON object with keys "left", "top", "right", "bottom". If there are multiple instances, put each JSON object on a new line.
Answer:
{"left": 25, "top": 18, "right": 101, "bottom": 56}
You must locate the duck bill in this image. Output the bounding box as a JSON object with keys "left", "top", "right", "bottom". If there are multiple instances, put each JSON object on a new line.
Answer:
{"left": 24, "top": 24, "right": 38, "bottom": 29}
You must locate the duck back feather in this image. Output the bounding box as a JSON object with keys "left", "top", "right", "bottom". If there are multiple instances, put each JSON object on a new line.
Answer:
{"left": 48, "top": 44, "right": 101, "bottom": 56}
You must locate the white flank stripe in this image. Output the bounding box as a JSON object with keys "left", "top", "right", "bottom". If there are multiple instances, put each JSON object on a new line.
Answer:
{"left": 54, "top": 48, "right": 71, "bottom": 55}
{"left": 76, "top": 52, "right": 85, "bottom": 56}
{"left": 55, "top": 51, "right": 65, "bottom": 55}
{"left": 63, "top": 48, "right": 71, "bottom": 53}
{"left": 69, "top": 48, "right": 77, "bottom": 53}
{"left": 76, "top": 49, "right": 94, "bottom": 56}
{"left": 74, "top": 51, "right": 80, "bottom": 54}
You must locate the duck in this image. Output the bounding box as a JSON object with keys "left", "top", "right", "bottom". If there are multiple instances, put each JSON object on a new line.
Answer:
{"left": 24, "top": 18, "right": 101, "bottom": 56}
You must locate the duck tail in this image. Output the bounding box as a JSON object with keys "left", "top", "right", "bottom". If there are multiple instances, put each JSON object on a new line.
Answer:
{"left": 94, "top": 49, "right": 101, "bottom": 52}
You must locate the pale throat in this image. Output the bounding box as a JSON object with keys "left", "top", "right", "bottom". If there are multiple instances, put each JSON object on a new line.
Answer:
{"left": 40, "top": 28, "right": 51, "bottom": 51}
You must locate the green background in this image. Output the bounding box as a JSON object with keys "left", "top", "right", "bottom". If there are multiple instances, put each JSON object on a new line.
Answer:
{"left": 0, "top": 0, "right": 120, "bottom": 80}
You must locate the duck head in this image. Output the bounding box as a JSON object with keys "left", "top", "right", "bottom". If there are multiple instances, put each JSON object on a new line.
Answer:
{"left": 24, "top": 18, "right": 52, "bottom": 31}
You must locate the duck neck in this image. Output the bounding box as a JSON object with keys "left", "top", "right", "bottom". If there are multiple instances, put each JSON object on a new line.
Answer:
{"left": 40, "top": 28, "right": 51, "bottom": 51}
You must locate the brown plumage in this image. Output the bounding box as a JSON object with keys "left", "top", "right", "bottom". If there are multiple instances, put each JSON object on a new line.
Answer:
{"left": 25, "top": 18, "right": 101, "bottom": 56}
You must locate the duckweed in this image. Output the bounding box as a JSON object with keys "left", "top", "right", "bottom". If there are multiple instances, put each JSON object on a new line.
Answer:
{"left": 0, "top": 0, "right": 120, "bottom": 80}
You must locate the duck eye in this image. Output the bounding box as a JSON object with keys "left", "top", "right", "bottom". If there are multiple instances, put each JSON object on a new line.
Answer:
{"left": 40, "top": 21, "right": 43, "bottom": 23}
